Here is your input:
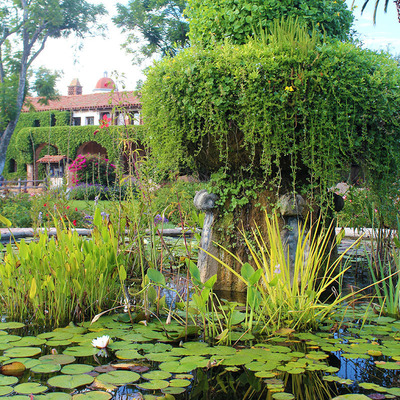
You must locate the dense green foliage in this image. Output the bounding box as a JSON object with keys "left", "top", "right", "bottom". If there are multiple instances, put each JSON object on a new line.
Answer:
{"left": 114, "top": 0, "right": 189, "bottom": 62}
{"left": 142, "top": 21, "right": 400, "bottom": 210}
{"left": 4, "top": 114, "right": 146, "bottom": 178}
{"left": 0, "top": 209, "right": 124, "bottom": 325}
{"left": 187, "top": 0, "right": 354, "bottom": 45}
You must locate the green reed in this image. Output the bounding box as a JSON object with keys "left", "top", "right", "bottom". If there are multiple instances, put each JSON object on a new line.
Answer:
{"left": 0, "top": 208, "right": 125, "bottom": 326}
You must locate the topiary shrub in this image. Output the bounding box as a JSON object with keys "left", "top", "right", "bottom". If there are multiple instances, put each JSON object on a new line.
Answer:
{"left": 142, "top": 20, "right": 400, "bottom": 211}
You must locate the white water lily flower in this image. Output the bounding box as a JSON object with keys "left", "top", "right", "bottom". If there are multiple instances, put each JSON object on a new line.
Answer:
{"left": 91, "top": 335, "right": 110, "bottom": 349}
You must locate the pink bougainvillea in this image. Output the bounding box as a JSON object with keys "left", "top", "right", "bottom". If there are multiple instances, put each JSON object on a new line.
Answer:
{"left": 68, "top": 154, "right": 116, "bottom": 186}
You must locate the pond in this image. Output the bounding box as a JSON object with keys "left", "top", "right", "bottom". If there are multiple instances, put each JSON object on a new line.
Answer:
{"left": 0, "top": 300, "right": 400, "bottom": 400}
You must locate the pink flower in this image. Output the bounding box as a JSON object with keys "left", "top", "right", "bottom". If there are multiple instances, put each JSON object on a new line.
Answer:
{"left": 100, "top": 115, "right": 111, "bottom": 129}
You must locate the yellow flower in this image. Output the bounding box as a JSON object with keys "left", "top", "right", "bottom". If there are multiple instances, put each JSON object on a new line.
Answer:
{"left": 285, "top": 86, "right": 294, "bottom": 92}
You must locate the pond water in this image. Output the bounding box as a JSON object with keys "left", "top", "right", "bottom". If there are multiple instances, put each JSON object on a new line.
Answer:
{"left": 0, "top": 303, "right": 400, "bottom": 400}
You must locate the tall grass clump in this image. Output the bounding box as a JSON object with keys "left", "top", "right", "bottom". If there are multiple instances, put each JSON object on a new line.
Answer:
{"left": 212, "top": 213, "right": 359, "bottom": 334}
{"left": 0, "top": 209, "right": 125, "bottom": 326}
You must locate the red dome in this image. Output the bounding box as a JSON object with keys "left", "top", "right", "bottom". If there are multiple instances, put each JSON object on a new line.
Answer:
{"left": 94, "top": 77, "right": 116, "bottom": 90}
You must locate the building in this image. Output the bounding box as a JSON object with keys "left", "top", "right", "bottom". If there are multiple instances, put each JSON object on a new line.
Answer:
{"left": 24, "top": 74, "right": 142, "bottom": 127}
{"left": 10, "top": 74, "right": 144, "bottom": 185}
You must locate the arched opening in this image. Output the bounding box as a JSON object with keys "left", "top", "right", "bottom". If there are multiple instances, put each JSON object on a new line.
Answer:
{"left": 8, "top": 159, "right": 17, "bottom": 173}
{"left": 76, "top": 142, "right": 107, "bottom": 158}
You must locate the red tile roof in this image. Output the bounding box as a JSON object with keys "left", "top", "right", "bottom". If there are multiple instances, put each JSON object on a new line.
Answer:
{"left": 23, "top": 91, "right": 141, "bottom": 113}
{"left": 37, "top": 155, "right": 70, "bottom": 163}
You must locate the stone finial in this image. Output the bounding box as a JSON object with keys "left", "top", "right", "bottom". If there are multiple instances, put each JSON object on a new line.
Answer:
{"left": 279, "top": 193, "right": 306, "bottom": 217}
{"left": 194, "top": 189, "right": 218, "bottom": 211}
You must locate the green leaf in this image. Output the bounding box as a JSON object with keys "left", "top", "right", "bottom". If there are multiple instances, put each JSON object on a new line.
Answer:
{"left": 241, "top": 262, "right": 255, "bottom": 282}
{"left": 147, "top": 268, "right": 165, "bottom": 285}
{"left": 118, "top": 265, "right": 127, "bottom": 282}
{"left": 0, "top": 214, "right": 12, "bottom": 228}
{"left": 188, "top": 260, "right": 201, "bottom": 286}
{"left": 47, "top": 374, "right": 94, "bottom": 389}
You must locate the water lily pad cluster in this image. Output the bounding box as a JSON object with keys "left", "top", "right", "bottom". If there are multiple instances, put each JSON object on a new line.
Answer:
{"left": 0, "top": 309, "right": 400, "bottom": 399}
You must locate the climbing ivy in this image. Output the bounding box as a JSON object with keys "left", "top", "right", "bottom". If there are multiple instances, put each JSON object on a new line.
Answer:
{"left": 4, "top": 109, "right": 146, "bottom": 179}
{"left": 142, "top": 20, "right": 400, "bottom": 212}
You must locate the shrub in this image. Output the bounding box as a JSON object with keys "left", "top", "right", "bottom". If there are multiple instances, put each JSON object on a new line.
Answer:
{"left": 151, "top": 180, "right": 206, "bottom": 226}
{"left": 68, "top": 182, "right": 136, "bottom": 201}
{"left": 69, "top": 154, "right": 116, "bottom": 187}
{"left": 0, "top": 193, "right": 32, "bottom": 227}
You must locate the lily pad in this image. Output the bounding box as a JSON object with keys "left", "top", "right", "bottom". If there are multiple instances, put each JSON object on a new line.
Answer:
{"left": 14, "top": 383, "right": 47, "bottom": 394}
{"left": 142, "top": 371, "right": 172, "bottom": 380}
{"left": 0, "top": 362, "right": 26, "bottom": 376}
{"left": 115, "top": 350, "right": 144, "bottom": 360}
{"left": 0, "top": 322, "right": 25, "bottom": 329}
{"left": 63, "top": 346, "right": 97, "bottom": 357}
{"left": 73, "top": 392, "right": 112, "bottom": 400}
{"left": 0, "top": 386, "right": 13, "bottom": 396}
{"left": 137, "top": 380, "right": 170, "bottom": 390}
{"left": 0, "top": 375, "right": 18, "bottom": 386}
{"left": 272, "top": 393, "right": 295, "bottom": 400}
{"left": 0, "top": 335, "right": 21, "bottom": 343}
{"left": 255, "top": 371, "right": 276, "bottom": 378}
{"left": 37, "top": 332, "right": 74, "bottom": 341}
{"left": 4, "top": 347, "right": 41, "bottom": 358}
{"left": 48, "top": 374, "right": 94, "bottom": 389}
{"left": 40, "top": 354, "right": 76, "bottom": 365}
{"left": 46, "top": 340, "right": 72, "bottom": 347}
{"left": 61, "top": 364, "right": 94, "bottom": 375}
{"left": 331, "top": 395, "right": 371, "bottom": 400}
{"left": 31, "top": 363, "right": 62, "bottom": 374}
{"left": 36, "top": 393, "right": 72, "bottom": 400}
{"left": 13, "top": 337, "right": 46, "bottom": 347}
{"left": 169, "top": 379, "right": 191, "bottom": 388}
{"left": 96, "top": 370, "right": 140, "bottom": 385}
{"left": 162, "top": 387, "right": 186, "bottom": 395}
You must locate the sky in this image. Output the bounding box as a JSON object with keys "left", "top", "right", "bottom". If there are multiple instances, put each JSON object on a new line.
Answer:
{"left": 33, "top": 0, "right": 400, "bottom": 96}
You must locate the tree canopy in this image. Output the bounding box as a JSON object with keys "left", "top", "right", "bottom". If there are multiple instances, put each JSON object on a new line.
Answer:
{"left": 0, "top": 0, "right": 106, "bottom": 175}
{"left": 113, "top": 0, "right": 189, "bottom": 62}
{"left": 186, "top": 0, "right": 354, "bottom": 45}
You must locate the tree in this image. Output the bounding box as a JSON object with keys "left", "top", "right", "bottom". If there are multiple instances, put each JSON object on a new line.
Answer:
{"left": 113, "top": 0, "right": 189, "bottom": 63}
{"left": 187, "top": 0, "right": 354, "bottom": 46}
{"left": 358, "top": 0, "right": 400, "bottom": 24}
{"left": 0, "top": 0, "right": 106, "bottom": 175}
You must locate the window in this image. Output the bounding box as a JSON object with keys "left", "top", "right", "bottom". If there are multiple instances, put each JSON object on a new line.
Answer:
{"left": 86, "top": 117, "right": 94, "bottom": 125}
{"left": 72, "top": 117, "right": 81, "bottom": 126}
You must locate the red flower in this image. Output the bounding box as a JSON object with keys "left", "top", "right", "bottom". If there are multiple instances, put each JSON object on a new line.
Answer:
{"left": 75, "top": 207, "right": 78, "bottom": 212}
{"left": 93, "top": 130, "right": 99, "bottom": 136}
{"left": 44, "top": 203, "right": 47, "bottom": 207}
{"left": 46, "top": 214, "right": 49, "bottom": 217}
{"left": 100, "top": 115, "right": 111, "bottom": 129}
{"left": 72, "top": 220, "right": 77, "bottom": 226}
{"left": 66, "top": 206, "right": 70, "bottom": 210}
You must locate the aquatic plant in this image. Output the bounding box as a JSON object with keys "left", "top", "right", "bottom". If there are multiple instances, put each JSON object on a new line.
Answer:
{"left": 0, "top": 209, "right": 125, "bottom": 325}
{"left": 209, "top": 213, "right": 360, "bottom": 334}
